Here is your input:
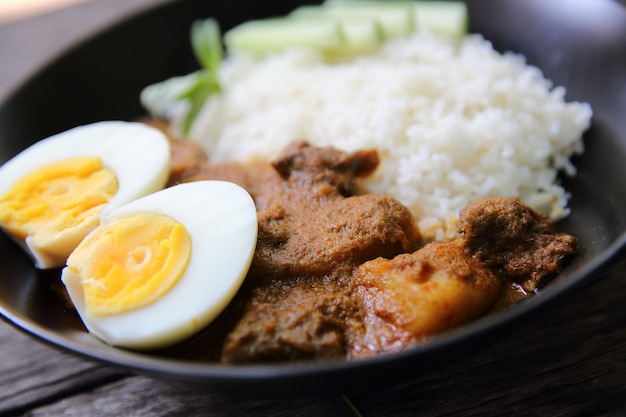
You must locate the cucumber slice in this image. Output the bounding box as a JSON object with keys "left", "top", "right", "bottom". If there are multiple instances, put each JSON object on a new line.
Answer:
{"left": 321, "top": 0, "right": 416, "bottom": 38}
{"left": 323, "top": 0, "right": 468, "bottom": 38}
{"left": 414, "top": 1, "right": 468, "bottom": 37}
{"left": 290, "top": 7, "right": 385, "bottom": 52}
{"left": 224, "top": 18, "right": 345, "bottom": 54}
{"left": 340, "top": 18, "right": 385, "bottom": 52}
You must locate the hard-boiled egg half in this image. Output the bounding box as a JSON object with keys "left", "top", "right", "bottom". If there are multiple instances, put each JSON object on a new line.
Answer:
{"left": 0, "top": 121, "right": 170, "bottom": 269}
{"left": 61, "top": 180, "right": 258, "bottom": 350}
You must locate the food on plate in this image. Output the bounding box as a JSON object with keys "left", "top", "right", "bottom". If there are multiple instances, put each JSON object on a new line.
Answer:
{"left": 153, "top": 141, "right": 576, "bottom": 362}
{"left": 0, "top": 121, "right": 170, "bottom": 268}
{"left": 0, "top": 1, "right": 587, "bottom": 361}
{"left": 61, "top": 181, "right": 258, "bottom": 349}
{"left": 134, "top": 2, "right": 589, "bottom": 360}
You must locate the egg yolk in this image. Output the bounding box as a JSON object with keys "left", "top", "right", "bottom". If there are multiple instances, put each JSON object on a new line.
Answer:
{"left": 66, "top": 213, "right": 191, "bottom": 316}
{"left": 0, "top": 156, "right": 118, "bottom": 258}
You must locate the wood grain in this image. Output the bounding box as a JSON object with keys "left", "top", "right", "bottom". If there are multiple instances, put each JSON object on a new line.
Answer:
{"left": 0, "top": 323, "right": 127, "bottom": 416}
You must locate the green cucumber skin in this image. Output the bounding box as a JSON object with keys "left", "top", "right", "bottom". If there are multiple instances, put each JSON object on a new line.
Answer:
{"left": 289, "top": 8, "right": 386, "bottom": 52}
{"left": 413, "top": 1, "right": 468, "bottom": 37}
{"left": 321, "top": 0, "right": 417, "bottom": 37}
{"left": 225, "top": 1, "right": 468, "bottom": 55}
{"left": 224, "top": 18, "right": 346, "bottom": 53}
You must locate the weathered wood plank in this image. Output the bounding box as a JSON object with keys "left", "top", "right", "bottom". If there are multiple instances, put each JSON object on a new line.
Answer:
{"left": 22, "top": 376, "right": 352, "bottom": 417}
{"left": 0, "top": 323, "right": 127, "bottom": 416}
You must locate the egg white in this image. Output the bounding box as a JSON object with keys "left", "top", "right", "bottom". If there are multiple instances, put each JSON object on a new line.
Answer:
{"left": 0, "top": 121, "right": 171, "bottom": 268}
{"left": 61, "top": 180, "right": 258, "bottom": 350}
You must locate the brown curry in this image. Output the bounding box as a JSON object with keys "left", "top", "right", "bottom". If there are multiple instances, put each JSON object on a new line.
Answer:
{"left": 145, "top": 121, "right": 577, "bottom": 363}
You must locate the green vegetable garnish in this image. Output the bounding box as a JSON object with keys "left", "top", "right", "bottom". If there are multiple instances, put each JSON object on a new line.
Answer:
{"left": 140, "top": 18, "right": 223, "bottom": 138}
{"left": 191, "top": 18, "right": 223, "bottom": 72}
{"left": 178, "top": 18, "right": 223, "bottom": 137}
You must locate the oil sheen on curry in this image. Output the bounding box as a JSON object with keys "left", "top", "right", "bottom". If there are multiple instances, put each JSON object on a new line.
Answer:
{"left": 147, "top": 121, "right": 577, "bottom": 363}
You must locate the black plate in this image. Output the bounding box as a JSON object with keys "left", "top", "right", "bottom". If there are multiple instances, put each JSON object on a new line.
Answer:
{"left": 1, "top": 0, "right": 625, "bottom": 396}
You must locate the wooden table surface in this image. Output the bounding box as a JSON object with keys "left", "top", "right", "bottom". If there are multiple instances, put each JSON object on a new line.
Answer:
{"left": 1, "top": 1, "right": 626, "bottom": 416}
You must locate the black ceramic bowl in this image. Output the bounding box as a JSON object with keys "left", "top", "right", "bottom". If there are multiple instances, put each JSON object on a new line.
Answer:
{"left": 1, "top": 0, "right": 625, "bottom": 396}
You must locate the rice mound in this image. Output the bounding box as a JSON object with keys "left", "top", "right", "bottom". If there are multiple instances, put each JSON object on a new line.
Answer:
{"left": 188, "top": 31, "right": 592, "bottom": 241}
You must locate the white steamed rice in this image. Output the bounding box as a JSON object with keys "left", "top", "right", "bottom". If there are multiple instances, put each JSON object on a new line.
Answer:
{"left": 170, "top": 31, "right": 592, "bottom": 241}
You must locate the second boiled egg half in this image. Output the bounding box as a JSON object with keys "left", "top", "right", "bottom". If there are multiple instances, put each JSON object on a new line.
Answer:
{"left": 0, "top": 121, "right": 170, "bottom": 269}
{"left": 61, "top": 180, "right": 258, "bottom": 350}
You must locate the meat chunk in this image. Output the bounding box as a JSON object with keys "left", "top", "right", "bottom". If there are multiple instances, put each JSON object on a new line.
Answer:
{"left": 221, "top": 278, "right": 359, "bottom": 362}
{"left": 166, "top": 139, "right": 209, "bottom": 186}
{"left": 272, "top": 141, "right": 379, "bottom": 197}
{"left": 252, "top": 194, "right": 419, "bottom": 281}
{"left": 139, "top": 119, "right": 210, "bottom": 186}
{"left": 458, "top": 197, "right": 578, "bottom": 292}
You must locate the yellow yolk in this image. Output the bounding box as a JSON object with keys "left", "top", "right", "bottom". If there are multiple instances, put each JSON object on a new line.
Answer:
{"left": 0, "top": 156, "right": 118, "bottom": 260}
{"left": 66, "top": 213, "right": 192, "bottom": 316}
